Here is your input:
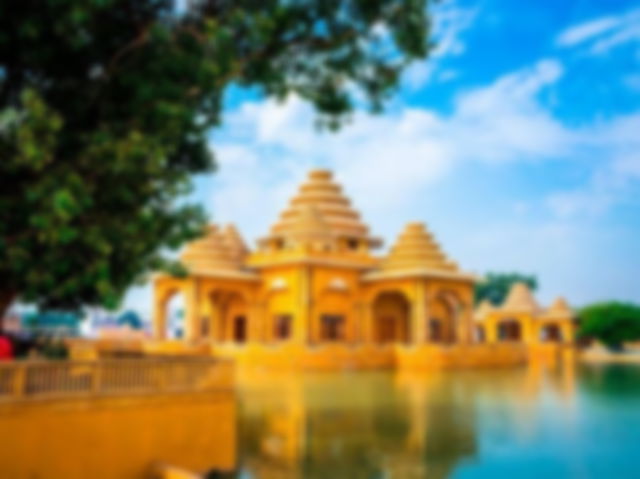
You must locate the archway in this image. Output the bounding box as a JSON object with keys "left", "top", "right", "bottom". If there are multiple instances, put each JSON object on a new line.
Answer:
{"left": 475, "top": 325, "right": 485, "bottom": 343}
{"left": 207, "top": 290, "right": 250, "bottom": 344}
{"left": 428, "top": 294, "right": 459, "bottom": 344}
{"left": 498, "top": 319, "right": 522, "bottom": 342}
{"left": 540, "top": 323, "right": 562, "bottom": 342}
{"left": 157, "top": 288, "right": 186, "bottom": 339}
{"left": 372, "top": 291, "right": 411, "bottom": 345}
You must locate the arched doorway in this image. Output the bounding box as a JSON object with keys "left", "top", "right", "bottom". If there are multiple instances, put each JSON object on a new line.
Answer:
{"left": 232, "top": 315, "right": 248, "bottom": 343}
{"left": 207, "top": 290, "right": 250, "bottom": 344}
{"left": 372, "top": 291, "right": 411, "bottom": 345}
{"left": 498, "top": 319, "right": 521, "bottom": 342}
{"left": 475, "top": 325, "right": 485, "bottom": 343}
{"left": 428, "top": 295, "right": 458, "bottom": 344}
{"left": 160, "top": 289, "right": 186, "bottom": 339}
{"left": 541, "top": 323, "right": 562, "bottom": 342}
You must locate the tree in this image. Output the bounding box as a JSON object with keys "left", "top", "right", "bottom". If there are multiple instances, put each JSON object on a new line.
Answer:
{"left": 578, "top": 302, "right": 640, "bottom": 350}
{"left": 474, "top": 272, "right": 538, "bottom": 306}
{"left": 0, "top": 0, "right": 432, "bottom": 319}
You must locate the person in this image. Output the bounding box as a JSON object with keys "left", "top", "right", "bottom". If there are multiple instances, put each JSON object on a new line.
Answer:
{"left": 0, "top": 328, "right": 14, "bottom": 360}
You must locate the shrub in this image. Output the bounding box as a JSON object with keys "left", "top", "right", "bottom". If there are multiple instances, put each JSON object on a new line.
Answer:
{"left": 578, "top": 302, "right": 640, "bottom": 350}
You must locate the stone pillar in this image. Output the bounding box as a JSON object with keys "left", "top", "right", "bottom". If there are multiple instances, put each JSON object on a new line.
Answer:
{"left": 455, "top": 304, "right": 469, "bottom": 345}
{"left": 561, "top": 320, "right": 575, "bottom": 344}
{"left": 209, "top": 299, "right": 222, "bottom": 343}
{"left": 183, "top": 281, "right": 200, "bottom": 343}
{"left": 248, "top": 302, "right": 262, "bottom": 343}
{"left": 486, "top": 316, "right": 498, "bottom": 344}
{"left": 152, "top": 294, "right": 167, "bottom": 340}
{"left": 352, "top": 301, "right": 365, "bottom": 346}
{"left": 412, "top": 282, "right": 427, "bottom": 346}
{"left": 295, "top": 266, "right": 311, "bottom": 344}
{"left": 522, "top": 315, "right": 535, "bottom": 345}
{"left": 362, "top": 301, "right": 374, "bottom": 345}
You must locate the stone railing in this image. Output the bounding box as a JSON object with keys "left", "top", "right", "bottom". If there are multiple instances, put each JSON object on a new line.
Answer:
{"left": 0, "top": 357, "right": 233, "bottom": 402}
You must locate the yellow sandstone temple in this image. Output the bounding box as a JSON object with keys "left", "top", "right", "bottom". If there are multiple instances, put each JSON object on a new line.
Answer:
{"left": 152, "top": 169, "right": 576, "bottom": 369}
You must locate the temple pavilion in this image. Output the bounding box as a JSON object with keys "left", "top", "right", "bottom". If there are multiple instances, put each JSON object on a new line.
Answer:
{"left": 474, "top": 282, "right": 576, "bottom": 345}
{"left": 152, "top": 169, "right": 576, "bottom": 369}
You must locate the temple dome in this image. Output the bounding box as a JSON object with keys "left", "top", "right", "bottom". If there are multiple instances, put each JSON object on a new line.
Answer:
{"left": 501, "top": 282, "right": 540, "bottom": 314}
{"left": 474, "top": 299, "right": 495, "bottom": 322}
{"left": 221, "top": 224, "right": 249, "bottom": 261}
{"left": 288, "top": 203, "right": 333, "bottom": 242}
{"left": 180, "top": 224, "right": 242, "bottom": 274}
{"left": 381, "top": 222, "right": 459, "bottom": 273}
{"left": 266, "top": 169, "right": 381, "bottom": 247}
{"left": 543, "top": 296, "right": 573, "bottom": 319}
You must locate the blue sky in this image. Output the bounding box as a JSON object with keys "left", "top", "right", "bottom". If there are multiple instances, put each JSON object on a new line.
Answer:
{"left": 125, "top": 0, "right": 640, "bottom": 315}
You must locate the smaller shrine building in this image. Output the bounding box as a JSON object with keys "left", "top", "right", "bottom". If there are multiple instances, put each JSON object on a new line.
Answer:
{"left": 474, "top": 282, "right": 576, "bottom": 345}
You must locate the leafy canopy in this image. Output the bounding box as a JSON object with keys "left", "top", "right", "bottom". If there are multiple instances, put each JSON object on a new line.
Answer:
{"left": 0, "top": 0, "right": 432, "bottom": 313}
{"left": 474, "top": 272, "right": 538, "bottom": 306}
{"left": 578, "top": 302, "right": 640, "bottom": 349}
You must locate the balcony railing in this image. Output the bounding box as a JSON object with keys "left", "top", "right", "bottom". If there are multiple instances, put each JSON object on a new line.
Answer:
{"left": 0, "top": 357, "right": 233, "bottom": 402}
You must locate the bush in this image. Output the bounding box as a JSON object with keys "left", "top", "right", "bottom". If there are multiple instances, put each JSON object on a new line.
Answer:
{"left": 579, "top": 302, "right": 640, "bottom": 350}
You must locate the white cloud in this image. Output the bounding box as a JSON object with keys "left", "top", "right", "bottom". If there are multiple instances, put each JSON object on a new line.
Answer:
{"left": 207, "top": 58, "right": 579, "bottom": 245}
{"left": 208, "top": 55, "right": 640, "bottom": 243}
{"left": 546, "top": 114, "right": 640, "bottom": 218}
{"left": 556, "top": 16, "right": 620, "bottom": 46}
{"left": 556, "top": 8, "right": 640, "bottom": 54}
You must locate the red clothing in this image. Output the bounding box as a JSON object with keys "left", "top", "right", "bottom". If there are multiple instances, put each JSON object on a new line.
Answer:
{"left": 0, "top": 335, "right": 13, "bottom": 360}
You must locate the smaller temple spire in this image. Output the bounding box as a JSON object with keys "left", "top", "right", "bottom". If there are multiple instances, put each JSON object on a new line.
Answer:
{"left": 180, "top": 224, "right": 242, "bottom": 274}
{"left": 221, "top": 223, "right": 249, "bottom": 261}
{"left": 501, "top": 282, "right": 540, "bottom": 313}
{"left": 474, "top": 299, "right": 495, "bottom": 322}
{"left": 382, "top": 222, "right": 459, "bottom": 273}
{"left": 543, "top": 296, "right": 573, "bottom": 319}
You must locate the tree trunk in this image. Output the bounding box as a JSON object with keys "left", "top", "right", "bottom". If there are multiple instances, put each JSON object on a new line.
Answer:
{"left": 0, "top": 290, "right": 16, "bottom": 332}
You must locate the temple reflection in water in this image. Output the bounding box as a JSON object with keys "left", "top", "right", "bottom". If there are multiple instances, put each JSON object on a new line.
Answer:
{"left": 236, "top": 358, "right": 577, "bottom": 479}
{"left": 0, "top": 356, "right": 599, "bottom": 479}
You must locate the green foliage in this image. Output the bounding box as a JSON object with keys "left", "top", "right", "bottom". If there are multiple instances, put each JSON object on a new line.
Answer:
{"left": 0, "top": 0, "right": 431, "bottom": 313}
{"left": 39, "top": 337, "right": 70, "bottom": 360}
{"left": 474, "top": 272, "right": 538, "bottom": 306}
{"left": 578, "top": 302, "right": 640, "bottom": 349}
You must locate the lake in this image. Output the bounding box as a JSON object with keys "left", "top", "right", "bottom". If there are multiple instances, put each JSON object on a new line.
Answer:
{"left": 237, "top": 362, "right": 640, "bottom": 478}
{"left": 2, "top": 360, "right": 639, "bottom": 478}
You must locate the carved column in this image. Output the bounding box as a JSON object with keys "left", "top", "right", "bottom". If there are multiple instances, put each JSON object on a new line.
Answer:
{"left": 362, "top": 299, "right": 374, "bottom": 345}
{"left": 152, "top": 293, "right": 167, "bottom": 340}
{"left": 295, "top": 266, "right": 311, "bottom": 344}
{"left": 183, "top": 280, "right": 200, "bottom": 343}
{"left": 412, "top": 282, "right": 427, "bottom": 346}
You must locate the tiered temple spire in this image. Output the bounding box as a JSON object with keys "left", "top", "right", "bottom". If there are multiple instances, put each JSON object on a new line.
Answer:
{"left": 542, "top": 296, "right": 573, "bottom": 319}
{"left": 265, "top": 169, "right": 381, "bottom": 247}
{"left": 381, "top": 222, "right": 459, "bottom": 273}
{"left": 474, "top": 299, "right": 495, "bottom": 321}
{"left": 221, "top": 223, "right": 249, "bottom": 262}
{"left": 500, "top": 282, "right": 541, "bottom": 314}
{"left": 180, "top": 224, "right": 243, "bottom": 274}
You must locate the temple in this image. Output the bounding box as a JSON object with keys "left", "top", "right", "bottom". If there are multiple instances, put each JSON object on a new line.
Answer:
{"left": 152, "top": 169, "right": 576, "bottom": 369}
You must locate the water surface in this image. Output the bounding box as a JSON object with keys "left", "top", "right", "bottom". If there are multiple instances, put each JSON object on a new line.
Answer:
{"left": 237, "top": 362, "right": 640, "bottom": 478}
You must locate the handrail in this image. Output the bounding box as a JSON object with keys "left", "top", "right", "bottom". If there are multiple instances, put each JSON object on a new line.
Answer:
{"left": 0, "top": 357, "right": 234, "bottom": 402}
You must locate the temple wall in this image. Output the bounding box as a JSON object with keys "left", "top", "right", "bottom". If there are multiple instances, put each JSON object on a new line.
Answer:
{"left": 0, "top": 392, "right": 236, "bottom": 479}
{"left": 210, "top": 343, "right": 531, "bottom": 372}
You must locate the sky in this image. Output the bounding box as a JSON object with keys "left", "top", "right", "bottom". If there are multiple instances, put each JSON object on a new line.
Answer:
{"left": 125, "top": 0, "right": 640, "bottom": 316}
